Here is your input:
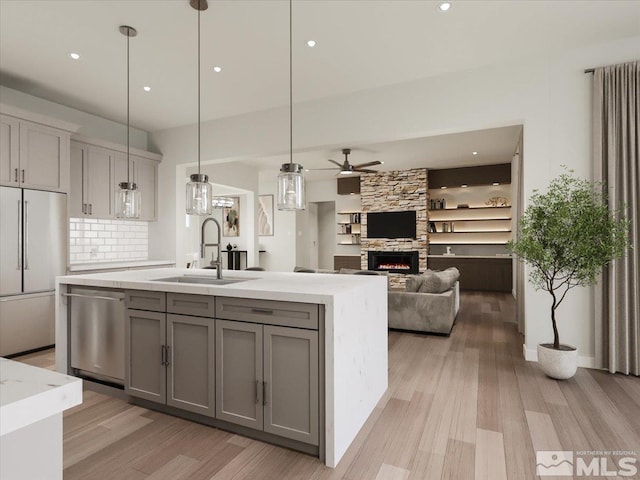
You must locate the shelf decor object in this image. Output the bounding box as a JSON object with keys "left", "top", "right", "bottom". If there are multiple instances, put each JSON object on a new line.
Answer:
{"left": 277, "top": 0, "right": 305, "bottom": 210}
{"left": 185, "top": 0, "right": 213, "bottom": 216}
{"left": 115, "top": 25, "right": 142, "bottom": 219}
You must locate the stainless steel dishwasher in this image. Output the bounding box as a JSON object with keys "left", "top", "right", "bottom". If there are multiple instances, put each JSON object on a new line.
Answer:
{"left": 67, "top": 287, "right": 125, "bottom": 386}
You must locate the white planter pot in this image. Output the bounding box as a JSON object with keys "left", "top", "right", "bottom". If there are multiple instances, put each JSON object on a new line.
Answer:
{"left": 537, "top": 343, "right": 578, "bottom": 380}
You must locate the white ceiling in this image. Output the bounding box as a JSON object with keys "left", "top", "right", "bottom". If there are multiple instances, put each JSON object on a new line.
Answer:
{"left": 245, "top": 124, "right": 522, "bottom": 180}
{"left": 1, "top": 0, "right": 639, "bottom": 133}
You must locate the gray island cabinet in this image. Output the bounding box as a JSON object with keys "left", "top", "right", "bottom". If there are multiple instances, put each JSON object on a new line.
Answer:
{"left": 125, "top": 291, "right": 215, "bottom": 417}
{"left": 55, "top": 268, "right": 388, "bottom": 467}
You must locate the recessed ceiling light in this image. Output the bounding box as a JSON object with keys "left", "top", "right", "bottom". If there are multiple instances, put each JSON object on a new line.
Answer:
{"left": 68, "top": 52, "right": 80, "bottom": 60}
{"left": 438, "top": 2, "right": 451, "bottom": 12}
{"left": 143, "top": 86, "right": 151, "bottom": 92}
{"left": 472, "top": 151, "right": 478, "bottom": 155}
{"left": 306, "top": 40, "right": 317, "bottom": 48}
{"left": 380, "top": 161, "right": 385, "bottom": 165}
{"left": 461, "top": 184, "right": 468, "bottom": 188}
{"left": 213, "top": 66, "right": 222, "bottom": 73}
{"left": 305, "top": 169, "right": 309, "bottom": 172}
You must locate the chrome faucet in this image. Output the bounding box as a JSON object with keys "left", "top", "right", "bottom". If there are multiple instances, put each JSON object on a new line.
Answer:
{"left": 201, "top": 217, "right": 223, "bottom": 279}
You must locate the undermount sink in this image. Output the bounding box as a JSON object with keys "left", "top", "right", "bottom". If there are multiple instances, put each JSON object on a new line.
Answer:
{"left": 152, "top": 275, "right": 249, "bottom": 285}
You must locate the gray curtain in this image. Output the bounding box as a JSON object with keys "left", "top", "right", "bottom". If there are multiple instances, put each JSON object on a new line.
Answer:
{"left": 593, "top": 61, "right": 640, "bottom": 376}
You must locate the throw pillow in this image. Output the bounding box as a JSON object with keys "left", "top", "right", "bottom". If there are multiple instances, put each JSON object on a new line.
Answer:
{"left": 418, "top": 267, "right": 460, "bottom": 294}
{"left": 405, "top": 275, "right": 423, "bottom": 292}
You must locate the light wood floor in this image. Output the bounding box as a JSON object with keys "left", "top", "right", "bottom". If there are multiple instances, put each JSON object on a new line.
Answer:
{"left": 15, "top": 292, "right": 640, "bottom": 479}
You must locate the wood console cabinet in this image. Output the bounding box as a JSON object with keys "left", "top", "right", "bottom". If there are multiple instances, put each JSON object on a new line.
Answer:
{"left": 428, "top": 256, "right": 513, "bottom": 292}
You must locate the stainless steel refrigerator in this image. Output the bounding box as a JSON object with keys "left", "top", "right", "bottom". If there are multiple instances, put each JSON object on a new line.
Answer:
{"left": 0, "top": 186, "right": 66, "bottom": 355}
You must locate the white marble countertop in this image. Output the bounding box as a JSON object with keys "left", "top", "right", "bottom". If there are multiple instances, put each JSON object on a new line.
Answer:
{"left": 68, "top": 260, "right": 175, "bottom": 272}
{"left": 56, "top": 268, "right": 384, "bottom": 304}
{"left": 0, "top": 358, "right": 82, "bottom": 436}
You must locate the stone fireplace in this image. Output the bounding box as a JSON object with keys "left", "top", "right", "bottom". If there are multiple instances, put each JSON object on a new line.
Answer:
{"left": 360, "top": 168, "right": 428, "bottom": 288}
{"left": 368, "top": 251, "right": 419, "bottom": 274}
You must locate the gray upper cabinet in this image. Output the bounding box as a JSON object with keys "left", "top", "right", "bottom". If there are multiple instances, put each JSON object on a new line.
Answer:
{"left": 125, "top": 308, "right": 166, "bottom": 403}
{"left": 263, "top": 325, "right": 319, "bottom": 446}
{"left": 70, "top": 142, "right": 113, "bottom": 218}
{"left": 167, "top": 314, "right": 215, "bottom": 417}
{"left": 0, "top": 115, "right": 19, "bottom": 185}
{"left": 215, "top": 319, "right": 263, "bottom": 429}
{"left": 70, "top": 135, "right": 160, "bottom": 220}
{"left": 0, "top": 113, "right": 72, "bottom": 192}
{"left": 113, "top": 152, "right": 158, "bottom": 220}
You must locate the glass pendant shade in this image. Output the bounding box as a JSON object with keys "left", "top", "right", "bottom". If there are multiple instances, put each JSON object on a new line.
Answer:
{"left": 116, "top": 182, "right": 141, "bottom": 219}
{"left": 186, "top": 173, "right": 213, "bottom": 215}
{"left": 277, "top": 163, "right": 305, "bottom": 210}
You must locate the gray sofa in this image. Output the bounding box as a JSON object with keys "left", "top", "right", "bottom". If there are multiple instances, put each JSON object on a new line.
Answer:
{"left": 388, "top": 268, "right": 460, "bottom": 335}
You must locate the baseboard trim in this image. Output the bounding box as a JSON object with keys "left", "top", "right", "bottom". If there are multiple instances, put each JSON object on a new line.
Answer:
{"left": 522, "top": 344, "right": 596, "bottom": 369}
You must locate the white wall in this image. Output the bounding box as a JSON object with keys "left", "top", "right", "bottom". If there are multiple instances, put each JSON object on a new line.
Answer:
{"left": 317, "top": 201, "right": 336, "bottom": 270}
{"left": 256, "top": 169, "right": 297, "bottom": 272}
{"left": 0, "top": 85, "right": 150, "bottom": 150}
{"left": 149, "top": 35, "right": 640, "bottom": 365}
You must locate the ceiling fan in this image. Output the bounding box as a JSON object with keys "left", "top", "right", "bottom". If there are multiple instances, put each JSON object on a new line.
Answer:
{"left": 311, "top": 148, "right": 382, "bottom": 175}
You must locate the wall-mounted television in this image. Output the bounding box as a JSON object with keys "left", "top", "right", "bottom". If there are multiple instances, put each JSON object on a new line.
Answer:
{"left": 367, "top": 211, "right": 417, "bottom": 239}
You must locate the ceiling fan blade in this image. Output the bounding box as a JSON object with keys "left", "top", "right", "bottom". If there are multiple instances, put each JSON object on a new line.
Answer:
{"left": 308, "top": 167, "right": 340, "bottom": 171}
{"left": 352, "top": 161, "right": 382, "bottom": 169}
{"left": 354, "top": 168, "right": 379, "bottom": 173}
{"left": 328, "top": 159, "right": 343, "bottom": 168}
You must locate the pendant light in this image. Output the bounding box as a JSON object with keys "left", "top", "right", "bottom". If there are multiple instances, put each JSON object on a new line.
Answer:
{"left": 186, "top": 0, "right": 213, "bottom": 215}
{"left": 115, "top": 25, "right": 142, "bottom": 219}
{"left": 277, "top": 0, "right": 305, "bottom": 211}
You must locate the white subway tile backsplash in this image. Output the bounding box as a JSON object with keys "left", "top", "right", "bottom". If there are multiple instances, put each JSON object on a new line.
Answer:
{"left": 69, "top": 218, "right": 148, "bottom": 264}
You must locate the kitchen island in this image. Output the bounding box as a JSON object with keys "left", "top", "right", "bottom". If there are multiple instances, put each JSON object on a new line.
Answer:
{"left": 55, "top": 268, "right": 388, "bottom": 468}
{"left": 0, "top": 358, "right": 82, "bottom": 480}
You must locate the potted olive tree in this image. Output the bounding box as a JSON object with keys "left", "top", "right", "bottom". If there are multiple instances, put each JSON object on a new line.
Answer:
{"left": 509, "top": 170, "right": 629, "bottom": 379}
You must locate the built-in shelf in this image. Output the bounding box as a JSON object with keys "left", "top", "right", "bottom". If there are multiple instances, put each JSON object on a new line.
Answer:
{"left": 428, "top": 165, "right": 513, "bottom": 252}
{"left": 428, "top": 231, "right": 511, "bottom": 245}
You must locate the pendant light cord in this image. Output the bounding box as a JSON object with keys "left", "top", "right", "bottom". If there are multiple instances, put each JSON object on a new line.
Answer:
{"left": 289, "top": 0, "right": 293, "bottom": 167}
{"left": 126, "top": 28, "right": 131, "bottom": 184}
{"left": 197, "top": 6, "right": 201, "bottom": 175}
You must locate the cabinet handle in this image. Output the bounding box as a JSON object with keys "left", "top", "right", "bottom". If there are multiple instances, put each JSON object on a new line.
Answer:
{"left": 16, "top": 201, "right": 21, "bottom": 270}
{"left": 82, "top": 203, "right": 86, "bottom": 214}
{"left": 251, "top": 308, "right": 274, "bottom": 315}
{"left": 89, "top": 204, "right": 92, "bottom": 215}
{"left": 262, "top": 381, "right": 268, "bottom": 406}
{"left": 161, "top": 345, "right": 166, "bottom": 365}
{"left": 255, "top": 380, "right": 259, "bottom": 405}
{"left": 21, "top": 169, "right": 25, "bottom": 183}
{"left": 165, "top": 345, "right": 171, "bottom": 366}
{"left": 24, "top": 201, "right": 29, "bottom": 270}
{"left": 14, "top": 168, "right": 18, "bottom": 182}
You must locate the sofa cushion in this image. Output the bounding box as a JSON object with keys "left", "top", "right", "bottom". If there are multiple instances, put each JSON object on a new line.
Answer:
{"left": 417, "top": 268, "right": 460, "bottom": 294}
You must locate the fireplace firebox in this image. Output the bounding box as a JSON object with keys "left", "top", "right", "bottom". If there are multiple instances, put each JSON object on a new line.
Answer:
{"left": 368, "top": 251, "right": 419, "bottom": 274}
